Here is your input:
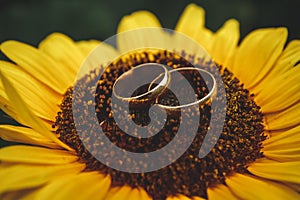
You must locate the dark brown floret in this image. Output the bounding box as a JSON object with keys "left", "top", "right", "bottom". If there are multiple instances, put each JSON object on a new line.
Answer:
{"left": 53, "top": 50, "right": 266, "bottom": 200}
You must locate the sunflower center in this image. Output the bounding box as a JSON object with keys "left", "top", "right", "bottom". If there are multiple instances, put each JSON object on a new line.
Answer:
{"left": 53, "top": 50, "right": 266, "bottom": 199}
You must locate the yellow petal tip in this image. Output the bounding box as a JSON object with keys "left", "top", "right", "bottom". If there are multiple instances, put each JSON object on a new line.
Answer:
{"left": 117, "top": 10, "right": 161, "bottom": 33}
{"left": 0, "top": 40, "right": 21, "bottom": 52}
{"left": 224, "top": 18, "right": 240, "bottom": 28}
{"left": 185, "top": 3, "right": 205, "bottom": 13}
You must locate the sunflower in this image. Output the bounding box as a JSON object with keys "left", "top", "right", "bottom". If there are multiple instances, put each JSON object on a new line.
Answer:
{"left": 0, "top": 3, "right": 300, "bottom": 200}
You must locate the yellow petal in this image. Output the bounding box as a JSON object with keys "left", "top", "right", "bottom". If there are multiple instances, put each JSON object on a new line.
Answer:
{"left": 232, "top": 27, "right": 288, "bottom": 89}
{"left": 0, "top": 60, "right": 61, "bottom": 121}
{"left": 0, "top": 92, "right": 53, "bottom": 130}
{"left": 226, "top": 173, "right": 300, "bottom": 199}
{"left": 207, "top": 184, "right": 239, "bottom": 200}
{"left": 175, "top": 4, "right": 205, "bottom": 38}
{"left": 177, "top": 194, "right": 192, "bottom": 200}
{"left": 254, "top": 66, "right": 300, "bottom": 113}
{"left": 39, "top": 33, "right": 84, "bottom": 79}
{"left": 127, "top": 188, "right": 141, "bottom": 200}
{"left": 76, "top": 39, "right": 101, "bottom": 56}
{"left": 1, "top": 74, "right": 73, "bottom": 151}
{"left": 275, "top": 39, "right": 300, "bottom": 70}
{"left": 263, "top": 126, "right": 300, "bottom": 162}
{"left": 76, "top": 41, "right": 119, "bottom": 80}
{"left": 117, "top": 11, "right": 161, "bottom": 33}
{"left": 0, "top": 125, "right": 59, "bottom": 148}
{"left": 253, "top": 39, "right": 300, "bottom": 95}
{"left": 248, "top": 158, "right": 300, "bottom": 184}
{"left": 265, "top": 103, "right": 300, "bottom": 130}
{"left": 210, "top": 19, "right": 240, "bottom": 69}
{"left": 192, "top": 196, "right": 205, "bottom": 200}
{"left": 0, "top": 66, "right": 31, "bottom": 126}
{"left": 1, "top": 41, "right": 71, "bottom": 94}
{"left": 0, "top": 145, "right": 78, "bottom": 164}
{"left": 263, "top": 125, "right": 300, "bottom": 147}
{"left": 0, "top": 95, "right": 20, "bottom": 124}
{"left": 35, "top": 172, "right": 110, "bottom": 200}
{"left": 105, "top": 186, "right": 132, "bottom": 200}
{"left": 0, "top": 162, "right": 85, "bottom": 193}
{"left": 264, "top": 148, "right": 300, "bottom": 162}
{"left": 167, "top": 194, "right": 192, "bottom": 200}
{"left": 175, "top": 4, "right": 213, "bottom": 52}
{"left": 117, "top": 11, "right": 168, "bottom": 54}
{"left": 139, "top": 188, "right": 153, "bottom": 200}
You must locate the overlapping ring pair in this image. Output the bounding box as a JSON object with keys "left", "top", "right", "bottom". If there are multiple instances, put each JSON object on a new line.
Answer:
{"left": 112, "top": 63, "right": 217, "bottom": 109}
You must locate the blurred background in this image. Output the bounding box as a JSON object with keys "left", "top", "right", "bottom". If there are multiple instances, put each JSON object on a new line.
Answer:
{"left": 1, "top": 0, "right": 299, "bottom": 44}
{"left": 0, "top": 0, "right": 299, "bottom": 146}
